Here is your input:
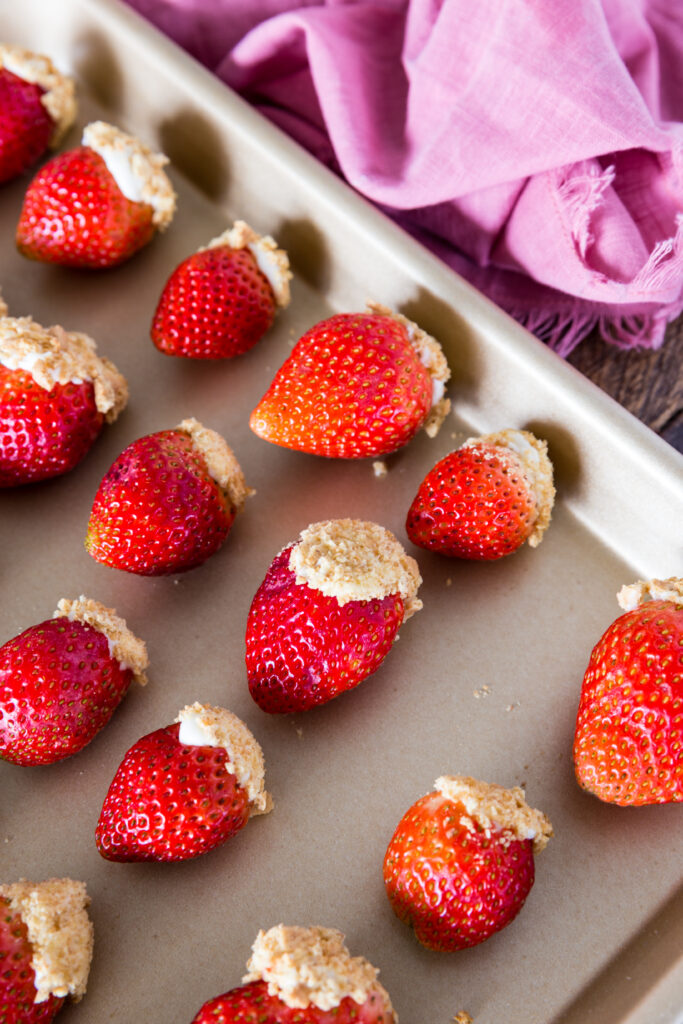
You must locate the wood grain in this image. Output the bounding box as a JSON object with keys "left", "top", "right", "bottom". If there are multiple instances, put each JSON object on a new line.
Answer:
{"left": 568, "top": 313, "right": 683, "bottom": 453}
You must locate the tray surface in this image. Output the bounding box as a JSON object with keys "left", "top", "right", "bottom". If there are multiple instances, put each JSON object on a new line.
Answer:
{"left": 1, "top": 3, "right": 682, "bottom": 1023}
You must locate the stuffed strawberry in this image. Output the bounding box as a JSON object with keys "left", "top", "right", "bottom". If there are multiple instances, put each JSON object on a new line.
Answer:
{"left": 0, "top": 315, "right": 128, "bottom": 486}
{"left": 574, "top": 577, "right": 683, "bottom": 806}
{"left": 406, "top": 428, "right": 555, "bottom": 560}
{"left": 246, "top": 519, "right": 422, "bottom": 713}
{"left": 86, "top": 417, "right": 251, "bottom": 575}
{"left": 383, "top": 775, "right": 553, "bottom": 952}
{"left": 0, "top": 45, "right": 76, "bottom": 185}
{"left": 190, "top": 925, "right": 396, "bottom": 1023}
{"left": 249, "top": 302, "right": 450, "bottom": 458}
{"left": 0, "top": 877, "right": 93, "bottom": 1023}
{"left": 17, "top": 120, "right": 176, "bottom": 267}
{"left": 0, "top": 596, "right": 148, "bottom": 766}
{"left": 151, "top": 220, "right": 291, "bottom": 358}
{"left": 96, "top": 701, "right": 272, "bottom": 862}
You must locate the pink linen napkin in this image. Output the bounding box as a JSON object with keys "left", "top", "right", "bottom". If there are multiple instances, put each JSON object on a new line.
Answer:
{"left": 125, "top": 0, "right": 683, "bottom": 353}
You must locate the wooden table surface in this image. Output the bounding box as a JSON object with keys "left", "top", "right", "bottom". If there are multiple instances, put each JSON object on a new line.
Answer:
{"left": 568, "top": 314, "right": 683, "bottom": 454}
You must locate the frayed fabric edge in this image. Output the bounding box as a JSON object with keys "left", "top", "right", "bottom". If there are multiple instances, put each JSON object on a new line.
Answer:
{"left": 556, "top": 163, "right": 616, "bottom": 260}
{"left": 508, "top": 299, "right": 683, "bottom": 357}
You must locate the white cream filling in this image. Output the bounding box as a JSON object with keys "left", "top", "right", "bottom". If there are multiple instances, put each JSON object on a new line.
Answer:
{"left": 177, "top": 709, "right": 213, "bottom": 748}
{"left": 83, "top": 131, "right": 144, "bottom": 203}
{"left": 0, "top": 346, "right": 82, "bottom": 385}
{"left": 247, "top": 240, "right": 290, "bottom": 306}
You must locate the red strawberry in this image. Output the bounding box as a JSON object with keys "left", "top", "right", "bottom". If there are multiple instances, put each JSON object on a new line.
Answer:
{"left": 0, "top": 315, "right": 128, "bottom": 486}
{"left": 573, "top": 577, "right": 683, "bottom": 806}
{"left": 406, "top": 428, "right": 555, "bottom": 559}
{"left": 0, "top": 877, "right": 93, "bottom": 1023}
{"left": 86, "top": 417, "right": 251, "bottom": 575}
{"left": 383, "top": 776, "right": 553, "bottom": 952}
{"left": 0, "top": 46, "right": 76, "bottom": 185}
{"left": 246, "top": 519, "right": 422, "bottom": 713}
{"left": 0, "top": 596, "right": 148, "bottom": 766}
{"left": 96, "top": 702, "right": 272, "bottom": 862}
{"left": 190, "top": 926, "right": 396, "bottom": 1023}
{"left": 16, "top": 120, "right": 176, "bottom": 268}
{"left": 151, "top": 220, "right": 291, "bottom": 359}
{"left": 249, "top": 302, "right": 450, "bottom": 458}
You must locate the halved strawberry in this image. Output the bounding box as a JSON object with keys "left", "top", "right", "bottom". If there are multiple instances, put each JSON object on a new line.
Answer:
{"left": 96, "top": 702, "right": 272, "bottom": 862}
{"left": 0, "top": 878, "right": 93, "bottom": 1023}
{"left": 0, "top": 315, "right": 128, "bottom": 486}
{"left": 16, "top": 120, "right": 176, "bottom": 267}
{"left": 246, "top": 519, "right": 422, "bottom": 713}
{"left": 152, "top": 220, "right": 291, "bottom": 358}
{"left": 249, "top": 302, "right": 450, "bottom": 458}
{"left": 406, "top": 428, "right": 555, "bottom": 559}
{"left": 0, "top": 45, "right": 76, "bottom": 185}
{"left": 383, "top": 776, "right": 553, "bottom": 952}
{"left": 0, "top": 596, "right": 148, "bottom": 766}
{"left": 86, "top": 417, "right": 251, "bottom": 575}
{"left": 191, "top": 926, "right": 396, "bottom": 1023}
{"left": 574, "top": 577, "right": 683, "bottom": 806}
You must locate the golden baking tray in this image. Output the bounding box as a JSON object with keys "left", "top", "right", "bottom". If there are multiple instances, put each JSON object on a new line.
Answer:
{"left": 1, "top": 1, "right": 682, "bottom": 1021}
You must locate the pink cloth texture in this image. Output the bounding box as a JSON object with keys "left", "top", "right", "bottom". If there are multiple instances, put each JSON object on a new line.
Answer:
{"left": 125, "top": 0, "right": 683, "bottom": 353}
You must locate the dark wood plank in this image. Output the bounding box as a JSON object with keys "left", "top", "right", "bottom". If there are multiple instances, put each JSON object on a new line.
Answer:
{"left": 568, "top": 313, "right": 683, "bottom": 452}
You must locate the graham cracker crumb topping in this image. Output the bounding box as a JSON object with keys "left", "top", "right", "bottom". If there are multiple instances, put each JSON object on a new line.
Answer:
{"left": 54, "top": 596, "right": 148, "bottom": 685}
{"left": 176, "top": 702, "right": 272, "bottom": 815}
{"left": 176, "top": 418, "right": 253, "bottom": 513}
{"left": 618, "top": 577, "right": 683, "bottom": 611}
{"left": 204, "top": 220, "right": 292, "bottom": 308}
{"left": 82, "top": 121, "right": 176, "bottom": 229}
{"left": 243, "top": 925, "right": 395, "bottom": 1016}
{"left": 0, "top": 45, "right": 76, "bottom": 145}
{"left": 0, "top": 316, "right": 127, "bottom": 421}
{"left": 435, "top": 776, "right": 553, "bottom": 854}
{"left": 365, "top": 301, "right": 451, "bottom": 437}
{"left": 0, "top": 878, "right": 93, "bottom": 1003}
{"left": 463, "top": 429, "right": 555, "bottom": 548}
{"left": 289, "top": 519, "right": 422, "bottom": 620}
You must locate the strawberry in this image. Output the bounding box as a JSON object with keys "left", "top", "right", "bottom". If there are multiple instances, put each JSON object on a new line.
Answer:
{"left": 246, "top": 519, "right": 422, "bottom": 713}
{"left": 0, "top": 877, "right": 93, "bottom": 1023}
{"left": 0, "top": 315, "right": 128, "bottom": 486}
{"left": 249, "top": 302, "right": 450, "bottom": 458}
{"left": 86, "top": 417, "right": 251, "bottom": 575}
{"left": 96, "top": 702, "right": 272, "bottom": 862}
{"left": 406, "top": 428, "right": 555, "bottom": 559}
{"left": 190, "top": 925, "right": 396, "bottom": 1023}
{"left": 0, "top": 596, "right": 148, "bottom": 766}
{"left": 383, "top": 776, "right": 553, "bottom": 952}
{"left": 573, "top": 577, "right": 683, "bottom": 806}
{"left": 16, "top": 120, "right": 176, "bottom": 268}
{"left": 151, "top": 220, "right": 291, "bottom": 359}
{"left": 0, "top": 45, "right": 76, "bottom": 185}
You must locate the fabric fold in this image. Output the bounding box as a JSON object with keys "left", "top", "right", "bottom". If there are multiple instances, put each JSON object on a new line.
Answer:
{"left": 125, "top": 0, "right": 683, "bottom": 352}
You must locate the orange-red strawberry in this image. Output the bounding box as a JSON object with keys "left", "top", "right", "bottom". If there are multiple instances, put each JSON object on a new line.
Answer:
{"left": 0, "top": 45, "right": 76, "bottom": 185}
{"left": 249, "top": 303, "right": 450, "bottom": 458}
{"left": 0, "top": 878, "right": 93, "bottom": 1023}
{"left": 86, "top": 417, "right": 251, "bottom": 575}
{"left": 383, "top": 776, "right": 553, "bottom": 952}
{"left": 96, "top": 702, "right": 272, "bottom": 862}
{"left": 16, "top": 120, "right": 175, "bottom": 268}
{"left": 0, "top": 315, "right": 128, "bottom": 486}
{"left": 152, "top": 220, "right": 291, "bottom": 359}
{"left": 0, "top": 596, "right": 148, "bottom": 766}
{"left": 406, "top": 428, "right": 555, "bottom": 559}
{"left": 246, "top": 520, "right": 422, "bottom": 713}
{"left": 574, "top": 577, "right": 683, "bottom": 806}
{"left": 190, "top": 926, "right": 396, "bottom": 1024}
